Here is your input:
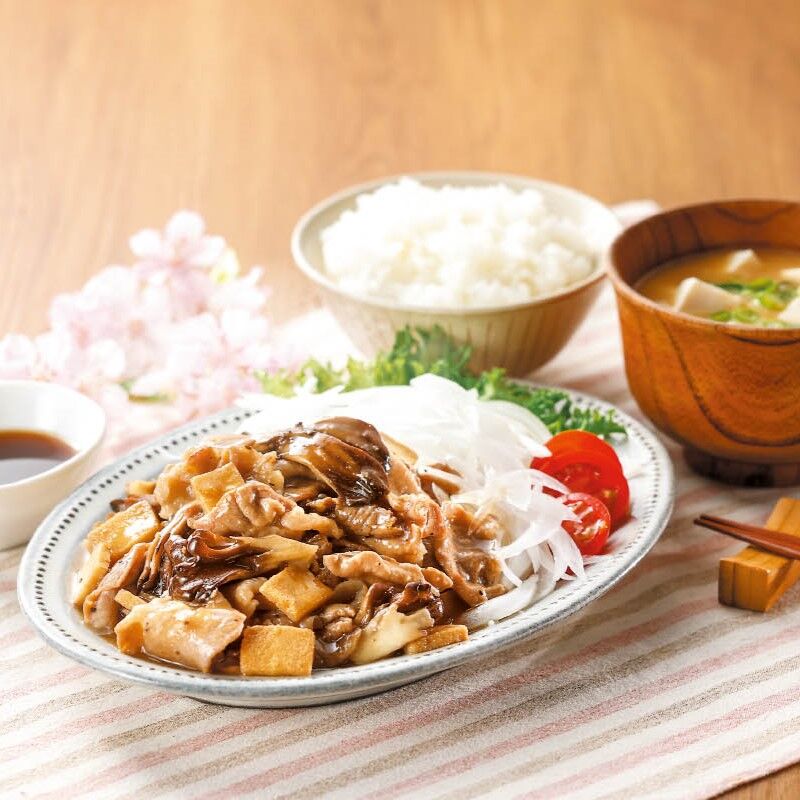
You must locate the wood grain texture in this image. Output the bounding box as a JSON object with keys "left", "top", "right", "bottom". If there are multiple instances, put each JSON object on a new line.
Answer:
{"left": 1, "top": 0, "right": 800, "bottom": 796}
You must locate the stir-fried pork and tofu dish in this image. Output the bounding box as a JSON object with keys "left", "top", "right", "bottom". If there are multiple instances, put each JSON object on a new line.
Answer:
{"left": 71, "top": 417, "right": 500, "bottom": 676}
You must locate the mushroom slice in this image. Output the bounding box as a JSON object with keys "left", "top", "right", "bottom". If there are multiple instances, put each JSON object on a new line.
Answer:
{"left": 350, "top": 606, "right": 433, "bottom": 665}
{"left": 386, "top": 452, "right": 423, "bottom": 495}
{"left": 138, "top": 502, "right": 196, "bottom": 593}
{"left": 260, "top": 423, "right": 389, "bottom": 506}
{"left": 312, "top": 417, "right": 390, "bottom": 469}
{"left": 83, "top": 542, "right": 149, "bottom": 634}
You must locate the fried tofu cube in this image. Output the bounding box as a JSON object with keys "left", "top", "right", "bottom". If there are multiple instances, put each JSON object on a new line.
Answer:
{"left": 403, "top": 624, "right": 469, "bottom": 655}
{"left": 240, "top": 625, "right": 315, "bottom": 676}
{"left": 259, "top": 565, "right": 333, "bottom": 622}
{"left": 85, "top": 501, "right": 160, "bottom": 562}
{"left": 71, "top": 543, "right": 111, "bottom": 605}
{"left": 114, "top": 589, "right": 146, "bottom": 611}
{"left": 126, "top": 479, "right": 156, "bottom": 497}
{"left": 190, "top": 462, "right": 245, "bottom": 513}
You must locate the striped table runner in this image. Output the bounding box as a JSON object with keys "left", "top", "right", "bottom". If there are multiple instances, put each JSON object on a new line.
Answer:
{"left": 3, "top": 286, "right": 799, "bottom": 800}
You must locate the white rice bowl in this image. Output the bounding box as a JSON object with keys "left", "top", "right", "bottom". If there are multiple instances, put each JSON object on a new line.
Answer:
{"left": 319, "top": 177, "right": 603, "bottom": 308}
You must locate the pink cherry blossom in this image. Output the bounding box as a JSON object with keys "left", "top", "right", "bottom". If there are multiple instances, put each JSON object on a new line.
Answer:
{"left": 129, "top": 210, "right": 226, "bottom": 270}
{"left": 0, "top": 334, "right": 39, "bottom": 380}
{"left": 0, "top": 210, "right": 339, "bottom": 459}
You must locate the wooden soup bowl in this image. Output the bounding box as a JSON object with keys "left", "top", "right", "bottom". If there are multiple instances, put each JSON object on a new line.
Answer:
{"left": 607, "top": 200, "right": 800, "bottom": 487}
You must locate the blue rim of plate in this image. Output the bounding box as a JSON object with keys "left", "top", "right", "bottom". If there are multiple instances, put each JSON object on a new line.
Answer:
{"left": 17, "top": 385, "right": 675, "bottom": 702}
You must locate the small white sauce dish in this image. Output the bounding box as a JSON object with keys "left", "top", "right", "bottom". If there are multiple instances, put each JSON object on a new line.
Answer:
{"left": 0, "top": 380, "right": 106, "bottom": 550}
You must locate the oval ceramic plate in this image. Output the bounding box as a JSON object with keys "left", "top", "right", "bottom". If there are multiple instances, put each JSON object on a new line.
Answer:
{"left": 18, "top": 387, "right": 674, "bottom": 708}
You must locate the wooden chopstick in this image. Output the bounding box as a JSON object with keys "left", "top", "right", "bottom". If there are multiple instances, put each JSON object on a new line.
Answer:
{"left": 698, "top": 514, "right": 800, "bottom": 548}
{"left": 694, "top": 513, "right": 800, "bottom": 559}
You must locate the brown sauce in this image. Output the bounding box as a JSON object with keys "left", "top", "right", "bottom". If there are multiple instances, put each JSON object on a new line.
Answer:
{"left": 0, "top": 429, "right": 75, "bottom": 485}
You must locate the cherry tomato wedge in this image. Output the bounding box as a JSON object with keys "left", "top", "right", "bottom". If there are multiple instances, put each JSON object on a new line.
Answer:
{"left": 532, "top": 448, "right": 630, "bottom": 529}
{"left": 562, "top": 493, "right": 611, "bottom": 556}
{"left": 531, "top": 430, "right": 622, "bottom": 471}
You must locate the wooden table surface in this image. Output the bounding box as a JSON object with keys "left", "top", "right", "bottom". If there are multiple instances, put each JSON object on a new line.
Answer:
{"left": 2, "top": 0, "right": 799, "bottom": 796}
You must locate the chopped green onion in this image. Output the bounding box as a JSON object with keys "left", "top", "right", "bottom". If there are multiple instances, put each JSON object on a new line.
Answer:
{"left": 731, "top": 307, "right": 761, "bottom": 324}
{"left": 715, "top": 277, "right": 797, "bottom": 313}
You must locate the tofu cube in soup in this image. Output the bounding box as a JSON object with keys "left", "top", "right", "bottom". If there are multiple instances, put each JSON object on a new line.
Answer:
{"left": 240, "top": 625, "right": 315, "bottom": 677}
{"left": 673, "top": 278, "right": 744, "bottom": 316}
{"left": 781, "top": 267, "right": 800, "bottom": 283}
{"left": 85, "top": 501, "right": 160, "bottom": 561}
{"left": 725, "top": 248, "right": 760, "bottom": 274}
{"left": 190, "top": 462, "right": 245, "bottom": 513}
{"left": 259, "top": 565, "right": 333, "bottom": 622}
{"left": 778, "top": 297, "right": 800, "bottom": 325}
{"left": 403, "top": 624, "right": 469, "bottom": 654}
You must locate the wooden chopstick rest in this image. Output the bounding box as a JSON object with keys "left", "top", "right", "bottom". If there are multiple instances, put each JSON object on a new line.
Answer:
{"left": 718, "top": 498, "right": 800, "bottom": 612}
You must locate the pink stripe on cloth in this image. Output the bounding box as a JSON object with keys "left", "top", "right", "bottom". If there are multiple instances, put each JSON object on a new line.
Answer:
{"left": 702, "top": 749, "right": 800, "bottom": 800}
{"left": 0, "top": 626, "right": 34, "bottom": 650}
{"left": 523, "top": 681, "right": 800, "bottom": 799}
{"left": 0, "top": 691, "right": 174, "bottom": 762}
{"left": 198, "top": 597, "right": 718, "bottom": 799}
{"left": 368, "top": 620, "right": 800, "bottom": 800}
{"left": 0, "top": 664, "right": 90, "bottom": 703}
{"left": 623, "top": 538, "right": 729, "bottom": 574}
{"left": 38, "top": 708, "right": 299, "bottom": 798}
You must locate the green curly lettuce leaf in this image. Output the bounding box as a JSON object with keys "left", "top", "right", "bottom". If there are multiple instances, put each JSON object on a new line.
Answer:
{"left": 257, "top": 326, "right": 626, "bottom": 439}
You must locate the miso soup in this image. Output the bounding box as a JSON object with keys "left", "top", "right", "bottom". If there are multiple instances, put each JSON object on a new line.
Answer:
{"left": 636, "top": 247, "right": 800, "bottom": 327}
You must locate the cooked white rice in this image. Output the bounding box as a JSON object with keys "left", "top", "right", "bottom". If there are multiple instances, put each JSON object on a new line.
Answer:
{"left": 320, "top": 177, "right": 602, "bottom": 308}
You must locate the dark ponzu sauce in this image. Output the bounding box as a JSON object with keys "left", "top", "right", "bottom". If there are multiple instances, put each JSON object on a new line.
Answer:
{"left": 0, "top": 429, "right": 75, "bottom": 484}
